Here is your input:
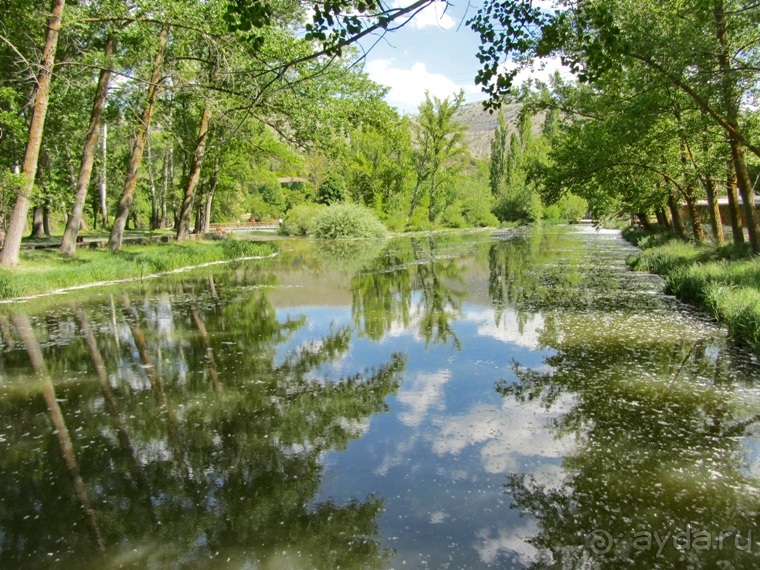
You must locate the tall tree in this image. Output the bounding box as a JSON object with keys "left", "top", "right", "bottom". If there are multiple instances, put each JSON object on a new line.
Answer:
{"left": 108, "top": 24, "right": 168, "bottom": 251}
{"left": 60, "top": 34, "right": 116, "bottom": 256}
{"left": 409, "top": 91, "right": 467, "bottom": 223}
{"left": 0, "top": 0, "right": 66, "bottom": 267}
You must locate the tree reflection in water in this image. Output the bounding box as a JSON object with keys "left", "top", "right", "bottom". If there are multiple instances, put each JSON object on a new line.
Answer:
{"left": 0, "top": 275, "right": 405, "bottom": 569}
{"left": 490, "top": 228, "right": 760, "bottom": 569}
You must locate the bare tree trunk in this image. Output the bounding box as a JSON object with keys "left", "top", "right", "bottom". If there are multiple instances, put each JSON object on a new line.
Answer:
{"left": 725, "top": 167, "right": 744, "bottom": 244}
{"left": 729, "top": 140, "right": 760, "bottom": 252}
{"left": 99, "top": 123, "right": 109, "bottom": 229}
{"left": 146, "top": 135, "right": 158, "bottom": 230}
{"left": 202, "top": 160, "right": 219, "bottom": 234}
{"left": 194, "top": 188, "right": 204, "bottom": 235}
{"left": 704, "top": 175, "right": 725, "bottom": 244}
{"left": 655, "top": 209, "right": 669, "bottom": 228}
{"left": 668, "top": 194, "right": 688, "bottom": 240}
{"left": 715, "top": 2, "right": 760, "bottom": 252}
{"left": 636, "top": 213, "right": 653, "bottom": 230}
{"left": 30, "top": 206, "right": 45, "bottom": 238}
{"left": 684, "top": 189, "right": 706, "bottom": 243}
{"left": 108, "top": 26, "right": 168, "bottom": 250}
{"left": 176, "top": 107, "right": 211, "bottom": 241}
{"left": 0, "top": 0, "right": 66, "bottom": 266}
{"left": 61, "top": 35, "right": 115, "bottom": 256}
{"left": 42, "top": 197, "right": 51, "bottom": 236}
{"left": 160, "top": 145, "right": 170, "bottom": 228}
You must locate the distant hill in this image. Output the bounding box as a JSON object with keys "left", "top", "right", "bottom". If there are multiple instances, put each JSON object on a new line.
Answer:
{"left": 452, "top": 101, "right": 545, "bottom": 159}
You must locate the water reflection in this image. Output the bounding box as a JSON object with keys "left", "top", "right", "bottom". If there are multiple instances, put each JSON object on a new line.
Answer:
{"left": 0, "top": 227, "right": 759, "bottom": 569}
{"left": 0, "top": 278, "right": 405, "bottom": 568}
{"left": 496, "top": 229, "right": 760, "bottom": 568}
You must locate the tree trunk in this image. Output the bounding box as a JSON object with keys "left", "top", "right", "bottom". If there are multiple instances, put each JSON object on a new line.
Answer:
{"left": 42, "top": 198, "right": 52, "bottom": 236}
{"left": 715, "top": 1, "right": 760, "bottom": 253}
{"left": 99, "top": 123, "right": 109, "bottom": 229}
{"left": 0, "top": 0, "right": 65, "bottom": 266}
{"left": 160, "top": 145, "right": 170, "bottom": 228}
{"left": 729, "top": 140, "right": 760, "bottom": 252}
{"left": 194, "top": 189, "right": 204, "bottom": 235}
{"left": 684, "top": 188, "right": 706, "bottom": 243}
{"left": 202, "top": 160, "right": 219, "bottom": 234}
{"left": 30, "top": 206, "right": 45, "bottom": 238}
{"left": 146, "top": 135, "right": 158, "bottom": 230}
{"left": 668, "top": 194, "right": 688, "bottom": 240}
{"left": 108, "top": 26, "right": 168, "bottom": 251}
{"left": 655, "top": 209, "right": 669, "bottom": 228}
{"left": 726, "top": 167, "right": 745, "bottom": 244}
{"left": 176, "top": 107, "right": 211, "bottom": 242}
{"left": 704, "top": 175, "right": 725, "bottom": 245}
{"left": 636, "top": 213, "right": 652, "bottom": 230}
{"left": 61, "top": 35, "right": 115, "bottom": 256}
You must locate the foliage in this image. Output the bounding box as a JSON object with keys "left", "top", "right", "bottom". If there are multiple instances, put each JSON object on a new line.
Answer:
{"left": 493, "top": 186, "right": 542, "bottom": 224}
{"left": 316, "top": 173, "right": 347, "bottom": 205}
{"left": 543, "top": 192, "right": 588, "bottom": 221}
{"left": 410, "top": 91, "right": 469, "bottom": 223}
{"left": 280, "top": 203, "right": 326, "bottom": 236}
{"left": 311, "top": 203, "right": 388, "bottom": 239}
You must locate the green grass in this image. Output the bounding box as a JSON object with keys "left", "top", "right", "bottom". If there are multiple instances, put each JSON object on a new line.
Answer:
{"left": 0, "top": 239, "right": 277, "bottom": 299}
{"left": 625, "top": 228, "right": 760, "bottom": 352}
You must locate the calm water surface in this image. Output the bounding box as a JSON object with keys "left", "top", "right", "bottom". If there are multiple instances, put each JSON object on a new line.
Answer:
{"left": 1, "top": 226, "right": 759, "bottom": 569}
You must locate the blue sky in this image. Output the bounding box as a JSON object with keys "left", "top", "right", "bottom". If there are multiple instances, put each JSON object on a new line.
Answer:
{"left": 356, "top": 1, "right": 569, "bottom": 114}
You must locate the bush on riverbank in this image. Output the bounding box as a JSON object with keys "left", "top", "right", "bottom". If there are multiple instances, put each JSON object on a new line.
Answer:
{"left": 625, "top": 227, "right": 760, "bottom": 351}
{"left": 280, "top": 203, "right": 326, "bottom": 236}
{"left": 0, "top": 239, "right": 276, "bottom": 299}
{"left": 311, "top": 203, "right": 388, "bottom": 239}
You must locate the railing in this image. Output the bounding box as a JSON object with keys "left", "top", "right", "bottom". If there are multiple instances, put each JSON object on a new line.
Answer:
{"left": 213, "top": 221, "right": 280, "bottom": 233}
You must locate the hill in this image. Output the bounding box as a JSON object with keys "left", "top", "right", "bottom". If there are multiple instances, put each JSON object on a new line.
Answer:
{"left": 452, "top": 101, "right": 545, "bottom": 159}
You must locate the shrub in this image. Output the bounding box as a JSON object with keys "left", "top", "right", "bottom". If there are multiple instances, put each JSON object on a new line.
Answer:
{"left": 281, "top": 203, "right": 326, "bottom": 236}
{"left": 441, "top": 203, "right": 467, "bottom": 229}
{"left": 311, "top": 203, "right": 388, "bottom": 239}
{"left": 492, "top": 187, "right": 542, "bottom": 224}
{"left": 405, "top": 209, "right": 434, "bottom": 232}
{"left": 316, "top": 174, "right": 347, "bottom": 205}
{"left": 556, "top": 193, "right": 588, "bottom": 221}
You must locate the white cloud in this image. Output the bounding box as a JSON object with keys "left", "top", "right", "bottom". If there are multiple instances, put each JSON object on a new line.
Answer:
{"left": 366, "top": 59, "right": 480, "bottom": 112}
{"left": 396, "top": 369, "right": 452, "bottom": 426}
{"left": 392, "top": 0, "right": 456, "bottom": 30}
{"left": 432, "top": 396, "right": 576, "bottom": 476}
{"left": 464, "top": 307, "right": 545, "bottom": 349}
{"left": 475, "top": 521, "right": 541, "bottom": 566}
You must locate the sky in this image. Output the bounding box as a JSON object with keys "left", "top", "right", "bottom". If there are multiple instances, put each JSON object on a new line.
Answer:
{"left": 356, "top": 0, "right": 569, "bottom": 114}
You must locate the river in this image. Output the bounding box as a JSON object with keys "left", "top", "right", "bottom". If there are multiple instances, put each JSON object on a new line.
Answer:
{"left": 1, "top": 225, "right": 758, "bottom": 569}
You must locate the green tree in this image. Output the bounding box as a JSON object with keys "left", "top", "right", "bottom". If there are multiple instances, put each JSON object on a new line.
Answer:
{"left": 408, "top": 90, "right": 468, "bottom": 224}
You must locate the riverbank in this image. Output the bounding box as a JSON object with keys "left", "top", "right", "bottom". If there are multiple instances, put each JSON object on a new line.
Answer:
{"left": 623, "top": 227, "right": 760, "bottom": 352}
{"left": 0, "top": 239, "right": 277, "bottom": 300}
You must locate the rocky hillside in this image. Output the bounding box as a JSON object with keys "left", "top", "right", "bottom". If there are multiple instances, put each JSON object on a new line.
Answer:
{"left": 452, "top": 101, "right": 545, "bottom": 159}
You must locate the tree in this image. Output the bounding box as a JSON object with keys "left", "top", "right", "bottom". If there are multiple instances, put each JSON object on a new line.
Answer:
{"left": 470, "top": 0, "right": 760, "bottom": 249}
{"left": 408, "top": 90, "right": 468, "bottom": 223}
{"left": 108, "top": 24, "right": 168, "bottom": 250}
{"left": 60, "top": 34, "right": 116, "bottom": 256}
{"left": 0, "top": 0, "right": 66, "bottom": 267}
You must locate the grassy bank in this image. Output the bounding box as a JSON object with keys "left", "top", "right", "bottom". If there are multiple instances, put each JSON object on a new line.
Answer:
{"left": 623, "top": 227, "right": 760, "bottom": 351}
{"left": 0, "top": 239, "right": 277, "bottom": 300}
